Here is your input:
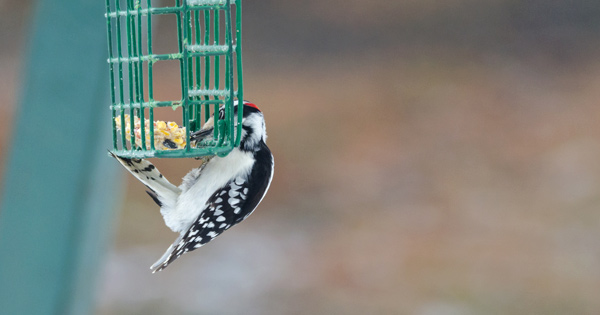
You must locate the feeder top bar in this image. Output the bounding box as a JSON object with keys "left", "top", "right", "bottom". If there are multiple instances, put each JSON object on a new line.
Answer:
{"left": 187, "top": 0, "right": 229, "bottom": 5}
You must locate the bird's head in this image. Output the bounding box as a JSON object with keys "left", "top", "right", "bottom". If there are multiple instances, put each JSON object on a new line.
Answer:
{"left": 192, "top": 100, "right": 267, "bottom": 152}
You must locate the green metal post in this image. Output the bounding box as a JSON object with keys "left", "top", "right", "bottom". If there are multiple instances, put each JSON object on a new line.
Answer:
{"left": 0, "top": 1, "right": 121, "bottom": 314}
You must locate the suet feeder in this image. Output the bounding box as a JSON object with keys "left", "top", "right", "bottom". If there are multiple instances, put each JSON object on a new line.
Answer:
{"left": 105, "top": 0, "right": 243, "bottom": 158}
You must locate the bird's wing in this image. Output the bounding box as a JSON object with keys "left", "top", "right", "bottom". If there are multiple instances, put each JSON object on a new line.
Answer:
{"left": 109, "top": 152, "right": 181, "bottom": 207}
{"left": 150, "top": 175, "right": 258, "bottom": 272}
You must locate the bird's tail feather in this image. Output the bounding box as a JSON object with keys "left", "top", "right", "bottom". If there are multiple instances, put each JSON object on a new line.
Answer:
{"left": 150, "top": 234, "right": 184, "bottom": 273}
{"left": 109, "top": 152, "right": 180, "bottom": 208}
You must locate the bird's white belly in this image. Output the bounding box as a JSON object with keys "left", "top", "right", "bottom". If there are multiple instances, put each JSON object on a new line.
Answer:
{"left": 161, "top": 149, "right": 255, "bottom": 233}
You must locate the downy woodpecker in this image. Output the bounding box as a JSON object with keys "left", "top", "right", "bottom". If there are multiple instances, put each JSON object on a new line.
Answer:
{"left": 111, "top": 101, "right": 274, "bottom": 272}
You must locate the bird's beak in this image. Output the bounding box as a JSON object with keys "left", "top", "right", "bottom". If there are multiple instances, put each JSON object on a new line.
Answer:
{"left": 191, "top": 127, "right": 214, "bottom": 142}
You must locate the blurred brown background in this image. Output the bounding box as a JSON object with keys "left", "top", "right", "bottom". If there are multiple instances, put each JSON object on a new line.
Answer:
{"left": 2, "top": 0, "right": 600, "bottom": 314}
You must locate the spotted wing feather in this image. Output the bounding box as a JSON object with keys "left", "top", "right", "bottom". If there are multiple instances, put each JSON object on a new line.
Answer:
{"left": 150, "top": 177, "right": 255, "bottom": 272}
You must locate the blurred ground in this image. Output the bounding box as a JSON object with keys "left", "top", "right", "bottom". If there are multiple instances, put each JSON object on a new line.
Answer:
{"left": 2, "top": 1, "right": 600, "bottom": 314}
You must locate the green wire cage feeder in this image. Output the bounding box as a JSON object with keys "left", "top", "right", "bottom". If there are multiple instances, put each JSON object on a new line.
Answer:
{"left": 105, "top": 0, "right": 243, "bottom": 158}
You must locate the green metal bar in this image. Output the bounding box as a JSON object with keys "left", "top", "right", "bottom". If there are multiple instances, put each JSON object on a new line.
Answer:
{"left": 193, "top": 10, "right": 202, "bottom": 130}
{"left": 111, "top": 143, "right": 232, "bottom": 159}
{"left": 106, "top": 0, "right": 118, "bottom": 150}
{"left": 107, "top": 53, "right": 184, "bottom": 63}
{"left": 111, "top": 99, "right": 225, "bottom": 111}
{"left": 224, "top": 1, "right": 234, "bottom": 144}
{"left": 178, "top": 0, "right": 192, "bottom": 152}
{"left": 188, "top": 0, "right": 228, "bottom": 5}
{"left": 187, "top": 44, "right": 230, "bottom": 52}
{"left": 188, "top": 99, "right": 226, "bottom": 105}
{"left": 188, "top": 88, "right": 231, "bottom": 97}
{"left": 128, "top": 0, "right": 141, "bottom": 113}
{"left": 106, "top": 4, "right": 229, "bottom": 18}
{"left": 215, "top": 6, "right": 226, "bottom": 144}
{"left": 204, "top": 103, "right": 211, "bottom": 122}
{"left": 200, "top": 10, "right": 210, "bottom": 124}
{"left": 0, "top": 0, "right": 121, "bottom": 314}
{"left": 146, "top": 0, "right": 155, "bottom": 150}
{"left": 186, "top": 8, "right": 194, "bottom": 98}
{"left": 186, "top": 9, "right": 198, "bottom": 132}
{"left": 136, "top": 0, "right": 147, "bottom": 150}
{"left": 214, "top": 10, "right": 220, "bottom": 96}
{"left": 235, "top": 0, "right": 243, "bottom": 147}
{"left": 206, "top": 10, "right": 219, "bottom": 142}
{"left": 115, "top": 0, "right": 127, "bottom": 149}
{"left": 204, "top": 9, "right": 211, "bottom": 96}
{"left": 125, "top": 0, "right": 136, "bottom": 149}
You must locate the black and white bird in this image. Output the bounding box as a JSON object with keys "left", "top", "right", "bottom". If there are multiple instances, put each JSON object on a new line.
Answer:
{"left": 110, "top": 101, "right": 273, "bottom": 272}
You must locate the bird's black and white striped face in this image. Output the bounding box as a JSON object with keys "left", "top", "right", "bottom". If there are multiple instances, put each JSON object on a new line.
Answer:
{"left": 192, "top": 101, "right": 267, "bottom": 151}
{"left": 237, "top": 101, "right": 267, "bottom": 152}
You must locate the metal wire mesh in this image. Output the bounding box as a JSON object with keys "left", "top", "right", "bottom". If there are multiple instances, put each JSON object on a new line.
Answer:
{"left": 105, "top": 0, "right": 243, "bottom": 158}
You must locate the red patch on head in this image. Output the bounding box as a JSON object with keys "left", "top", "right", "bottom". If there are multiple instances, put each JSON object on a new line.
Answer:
{"left": 243, "top": 101, "right": 260, "bottom": 111}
